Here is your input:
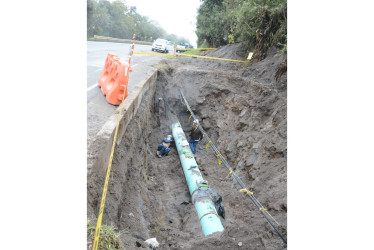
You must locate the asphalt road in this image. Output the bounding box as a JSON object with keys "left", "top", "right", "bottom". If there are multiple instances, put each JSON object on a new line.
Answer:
{"left": 87, "top": 41, "right": 164, "bottom": 144}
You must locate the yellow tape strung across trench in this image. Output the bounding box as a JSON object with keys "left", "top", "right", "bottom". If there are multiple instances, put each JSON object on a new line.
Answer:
{"left": 217, "top": 154, "right": 222, "bottom": 165}
{"left": 226, "top": 168, "right": 234, "bottom": 178}
{"left": 92, "top": 98, "right": 126, "bottom": 249}
{"left": 179, "top": 90, "right": 286, "bottom": 243}
{"left": 92, "top": 55, "right": 134, "bottom": 249}
{"left": 133, "top": 52, "right": 175, "bottom": 56}
{"left": 176, "top": 53, "right": 248, "bottom": 63}
{"left": 92, "top": 99, "right": 124, "bottom": 250}
{"left": 240, "top": 188, "right": 254, "bottom": 195}
{"left": 133, "top": 51, "right": 248, "bottom": 63}
{"left": 178, "top": 48, "right": 216, "bottom": 50}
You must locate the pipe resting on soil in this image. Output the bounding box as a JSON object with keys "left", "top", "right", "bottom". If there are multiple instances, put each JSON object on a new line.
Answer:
{"left": 171, "top": 121, "right": 224, "bottom": 236}
{"left": 180, "top": 89, "right": 287, "bottom": 245}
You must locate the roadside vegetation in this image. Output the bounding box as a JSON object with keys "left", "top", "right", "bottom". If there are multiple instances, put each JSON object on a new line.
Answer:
{"left": 196, "top": 0, "right": 287, "bottom": 57}
{"left": 87, "top": 0, "right": 190, "bottom": 44}
{"left": 182, "top": 49, "right": 206, "bottom": 56}
{"left": 87, "top": 219, "right": 125, "bottom": 250}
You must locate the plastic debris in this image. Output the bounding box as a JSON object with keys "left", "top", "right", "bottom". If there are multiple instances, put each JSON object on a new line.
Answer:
{"left": 144, "top": 238, "right": 159, "bottom": 248}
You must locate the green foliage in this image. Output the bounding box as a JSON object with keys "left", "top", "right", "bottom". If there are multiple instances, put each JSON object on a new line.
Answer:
{"left": 183, "top": 49, "right": 206, "bottom": 56}
{"left": 87, "top": 0, "right": 189, "bottom": 43}
{"left": 196, "top": 0, "right": 287, "bottom": 54}
{"left": 228, "top": 34, "right": 235, "bottom": 44}
{"left": 87, "top": 219, "right": 125, "bottom": 250}
{"left": 196, "top": 0, "right": 228, "bottom": 47}
{"left": 198, "top": 39, "right": 210, "bottom": 48}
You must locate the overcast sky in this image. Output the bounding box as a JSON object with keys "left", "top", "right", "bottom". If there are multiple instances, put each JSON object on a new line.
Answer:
{"left": 125, "top": 0, "right": 202, "bottom": 47}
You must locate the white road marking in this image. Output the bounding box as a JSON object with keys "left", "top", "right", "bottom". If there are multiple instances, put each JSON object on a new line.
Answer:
{"left": 87, "top": 83, "right": 98, "bottom": 92}
{"left": 94, "top": 68, "right": 104, "bottom": 72}
{"left": 88, "top": 64, "right": 138, "bottom": 92}
{"left": 87, "top": 54, "right": 152, "bottom": 93}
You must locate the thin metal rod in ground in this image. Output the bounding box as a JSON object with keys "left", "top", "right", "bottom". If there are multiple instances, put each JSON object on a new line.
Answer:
{"left": 179, "top": 89, "right": 287, "bottom": 245}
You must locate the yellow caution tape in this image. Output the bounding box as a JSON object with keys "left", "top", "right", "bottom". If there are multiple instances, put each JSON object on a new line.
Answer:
{"left": 92, "top": 89, "right": 127, "bottom": 250}
{"left": 217, "top": 154, "right": 222, "bottom": 165}
{"left": 176, "top": 53, "right": 248, "bottom": 63}
{"left": 259, "top": 208, "right": 267, "bottom": 212}
{"left": 206, "top": 140, "right": 211, "bottom": 149}
{"left": 194, "top": 124, "right": 199, "bottom": 131}
{"left": 178, "top": 48, "right": 216, "bottom": 51}
{"left": 202, "top": 133, "right": 205, "bottom": 138}
{"left": 133, "top": 52, "right": 175, "bottom": 56}
{"left": 133, "top": 51, "right": 247, "bottom": 63}
{"left": 240, "top": 189, "right": 254, "bottom": 195}
{"left": 189, "top": 114, "right": 192, "bottom": 121}
{"left": 226, "top": 168, "right": 234, "bottom": 178}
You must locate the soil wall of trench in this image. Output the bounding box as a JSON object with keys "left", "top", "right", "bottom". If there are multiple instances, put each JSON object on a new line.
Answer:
{"left": 87, "top": 46, "right": 287, "bottom": 250}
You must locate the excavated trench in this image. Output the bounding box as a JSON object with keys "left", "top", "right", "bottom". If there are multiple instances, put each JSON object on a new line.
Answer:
{"left": 88, "top": 47, "right": 287, "bottom": 249}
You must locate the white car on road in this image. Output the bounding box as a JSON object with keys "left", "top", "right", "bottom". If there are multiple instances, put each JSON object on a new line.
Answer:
{"left": 152, "top": 39, "right": 174, "bottom": 53}
{"left": 176, "top": 43, "right": 186, "bottom": 53}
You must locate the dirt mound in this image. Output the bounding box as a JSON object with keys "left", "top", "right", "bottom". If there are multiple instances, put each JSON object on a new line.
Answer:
{"left": 87, "top": 47, "right": 287, "bottom": 249}
{"left": 206, "top": 43, "right": 247, "bottom": 60}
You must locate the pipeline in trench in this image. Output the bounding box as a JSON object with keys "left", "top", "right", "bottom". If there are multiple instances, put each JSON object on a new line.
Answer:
{"left": 87, "top": 56, "right": 287, "bottom": 249}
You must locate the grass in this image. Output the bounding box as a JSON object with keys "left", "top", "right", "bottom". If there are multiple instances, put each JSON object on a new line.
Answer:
{"left": 181, "top": 49, "right": 206, "bottom": 56}
{"left": 154, "top": 63, "right": 167, "bottom": 70}
{"left": 153, "top": 59, "right": 171, "bottom": 71}
{"left": 87, "top": 219, "right": 125, "bottom": 250}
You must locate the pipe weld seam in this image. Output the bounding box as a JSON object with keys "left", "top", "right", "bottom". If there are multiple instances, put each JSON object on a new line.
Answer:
{"left": 199, "top": 212, "right": 219, "bottom": 222}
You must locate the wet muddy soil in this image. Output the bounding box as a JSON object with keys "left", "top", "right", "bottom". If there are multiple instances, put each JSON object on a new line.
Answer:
{"left": 87, "top": 45, "right": 287, "bottom": 249}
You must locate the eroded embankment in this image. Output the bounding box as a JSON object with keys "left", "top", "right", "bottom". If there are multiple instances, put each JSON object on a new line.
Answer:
{"left": 87, "top": 47, "right": 287, "bottom": 249}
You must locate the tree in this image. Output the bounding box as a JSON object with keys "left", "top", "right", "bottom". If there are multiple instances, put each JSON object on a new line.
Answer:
{"left": 87, "top": 0, "right": 190, "bottom": 44}
{"left": 196, "top": 0, "right": 287, "bottom": 54}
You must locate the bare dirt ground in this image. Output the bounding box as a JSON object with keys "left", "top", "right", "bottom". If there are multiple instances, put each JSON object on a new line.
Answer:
{"left": 87, "top": 43, "right": 287, "bottom": 249}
